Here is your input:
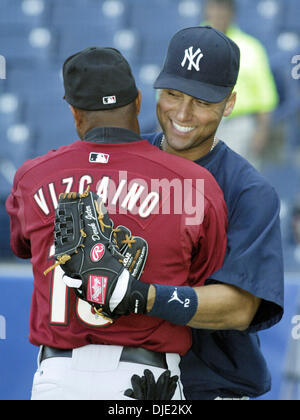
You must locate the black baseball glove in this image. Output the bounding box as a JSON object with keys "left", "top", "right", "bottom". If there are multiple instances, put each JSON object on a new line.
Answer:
{"left": 124, "top": 369, "right": 179, "bottom": 400}
{"left": 44, "top": 187, "right": 149, "bottom": 323}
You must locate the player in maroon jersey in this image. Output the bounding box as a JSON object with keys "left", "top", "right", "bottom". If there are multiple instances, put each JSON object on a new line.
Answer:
{"left": 6, "top": 47, "right": 227, "bottom": 400}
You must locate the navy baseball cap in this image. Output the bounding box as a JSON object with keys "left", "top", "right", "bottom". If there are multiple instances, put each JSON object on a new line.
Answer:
{"left": 63, "top": 47, "right": 138, "bottom": 111}
{"left": 154, "top": 26, "right": 240, "bottom": 103}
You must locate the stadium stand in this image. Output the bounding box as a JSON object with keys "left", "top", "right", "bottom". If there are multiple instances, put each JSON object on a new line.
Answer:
{"left": 281, "top": 0, "right": 300, "bottom": 33}
{"left": 235, "top": 0, "right": 282, "bottom": 54}
{"left": 0, "top": 0, "right": 52, "bottom": 26}
{"left": 127, "top": 0, "right": 202, "bottom": 65}
{"left": 0, "top": 24, "right": 56, "bottom": 65}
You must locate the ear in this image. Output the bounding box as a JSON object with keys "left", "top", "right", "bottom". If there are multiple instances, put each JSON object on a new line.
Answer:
{"left": 223, "top": 91, "right": 237, "bottom": 117}
{"left": 135, "top": 90, "right": 142, "bottom": 115}
{"left": 69, "top": 105, "right": 85, "bottom": 140}
{"left": 69, "top": 105, "right": 84, "bottom": 127}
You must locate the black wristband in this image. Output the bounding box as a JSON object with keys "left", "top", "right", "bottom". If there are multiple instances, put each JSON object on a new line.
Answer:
{"left": 128, "top": 278, "right": 150, "bottom": 314}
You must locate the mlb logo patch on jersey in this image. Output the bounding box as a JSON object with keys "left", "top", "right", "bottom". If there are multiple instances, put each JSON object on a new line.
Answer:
{"left": 103, "top": 95, "right": 116, "bottom": 105}
{"left": 89, "top": 152, "right": 110, "bottom": 164}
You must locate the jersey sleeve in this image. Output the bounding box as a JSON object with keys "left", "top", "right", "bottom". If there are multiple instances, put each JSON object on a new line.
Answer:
{"left": 5, "top": 171, "right": 32, "bottom": 259}
{"left": 209, "top": 181, "right": 284, "bottom": 332}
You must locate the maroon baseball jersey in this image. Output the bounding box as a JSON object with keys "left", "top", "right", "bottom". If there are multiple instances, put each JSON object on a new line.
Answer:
{"left": 6, "top": 127, "right": 227, "bottom": 355}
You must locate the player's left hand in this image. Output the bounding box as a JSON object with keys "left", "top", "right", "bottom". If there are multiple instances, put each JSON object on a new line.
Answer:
{"left": 124, "top": 369, "right": 179, "bottom": 400}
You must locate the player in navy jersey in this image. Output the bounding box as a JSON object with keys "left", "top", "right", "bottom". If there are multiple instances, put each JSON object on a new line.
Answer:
{"left": 6, "top": 47, "right": 228, "bottom": 400}
{"left": 143, "top": 26, "right": 284, "bottom": 400}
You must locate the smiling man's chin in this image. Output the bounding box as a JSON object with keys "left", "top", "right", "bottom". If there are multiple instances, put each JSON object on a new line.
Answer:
{"left": 165, "top": 135, "right": 194, "bottom": 152}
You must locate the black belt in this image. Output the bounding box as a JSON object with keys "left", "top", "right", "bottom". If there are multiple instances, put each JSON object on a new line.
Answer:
{"left": 41, "top": 346, "right": 168, "bottom": 370}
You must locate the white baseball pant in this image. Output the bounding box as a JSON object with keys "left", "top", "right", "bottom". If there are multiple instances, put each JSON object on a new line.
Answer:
{"left": 31, "top": 344, "right": 184, "bottom": 400}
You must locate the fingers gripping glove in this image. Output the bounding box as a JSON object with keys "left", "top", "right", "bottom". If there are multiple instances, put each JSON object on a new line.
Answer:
{"left": 44, "top": 187, "right": 149, "bottom": 323}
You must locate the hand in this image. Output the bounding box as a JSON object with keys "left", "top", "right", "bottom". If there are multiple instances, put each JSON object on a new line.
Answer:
{"left": 63, "top": 268, "right": 132, "bottom": 319}
{"left": 46, "top": 186, "right": 149, "bottom": 323}
{"left": 124, "top": 369, "right": 179, "bottom": 400}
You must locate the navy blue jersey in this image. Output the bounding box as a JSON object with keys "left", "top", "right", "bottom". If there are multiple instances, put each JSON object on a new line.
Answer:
{"left": 143, "top": 132, "right": 284, "bottom": 398}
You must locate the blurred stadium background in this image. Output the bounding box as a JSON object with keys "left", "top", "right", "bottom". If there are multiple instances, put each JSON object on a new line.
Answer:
{"left": 0, "top": 0, "right": 300, "bottom": 400}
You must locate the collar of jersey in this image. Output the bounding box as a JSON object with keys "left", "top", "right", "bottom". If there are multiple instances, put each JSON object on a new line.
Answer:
{"left": 194, "top": 140, "right": 224, "bottom": 166}
{"left": 153, "top": 132, "right": 224, "bottom": 165}
{"left": 84, "top": 127, "right": 143, "bottom": 144}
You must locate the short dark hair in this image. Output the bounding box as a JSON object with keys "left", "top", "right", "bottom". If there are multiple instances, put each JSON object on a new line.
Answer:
{"left": 205, "top": 0, "right": 236, "bottom": 11}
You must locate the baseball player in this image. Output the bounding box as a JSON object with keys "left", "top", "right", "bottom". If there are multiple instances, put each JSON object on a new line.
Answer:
{"left": 5, "top": 47, "right": 227, "bottom": 400}
{"left": 143, "top": 26, "right": 284, "bottom": 400}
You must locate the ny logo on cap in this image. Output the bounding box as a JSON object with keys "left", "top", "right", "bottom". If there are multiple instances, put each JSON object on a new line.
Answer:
{"left": 181, "top": 46, "right": 204, "bottom": 72}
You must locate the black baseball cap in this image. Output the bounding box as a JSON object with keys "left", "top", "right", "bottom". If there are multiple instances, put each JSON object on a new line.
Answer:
{"left": 63, "top": 47, "right": 138, "bottom": 110}
{"left": 154, "top": 26, "right": 240, "bottom": 103}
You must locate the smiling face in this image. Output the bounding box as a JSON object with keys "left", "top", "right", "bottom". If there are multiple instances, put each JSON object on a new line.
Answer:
{"left": 157, "top": 88, "right": 236, "bottom": 161}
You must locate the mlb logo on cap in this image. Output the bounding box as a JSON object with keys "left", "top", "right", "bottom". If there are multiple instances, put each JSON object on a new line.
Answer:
{"left": 103, "top": 95, "right": 116, "bottom": 105}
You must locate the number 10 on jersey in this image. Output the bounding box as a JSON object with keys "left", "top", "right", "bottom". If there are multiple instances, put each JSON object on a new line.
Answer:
{"left": 48, "top": 245, "right": 111, "bottom": 327}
